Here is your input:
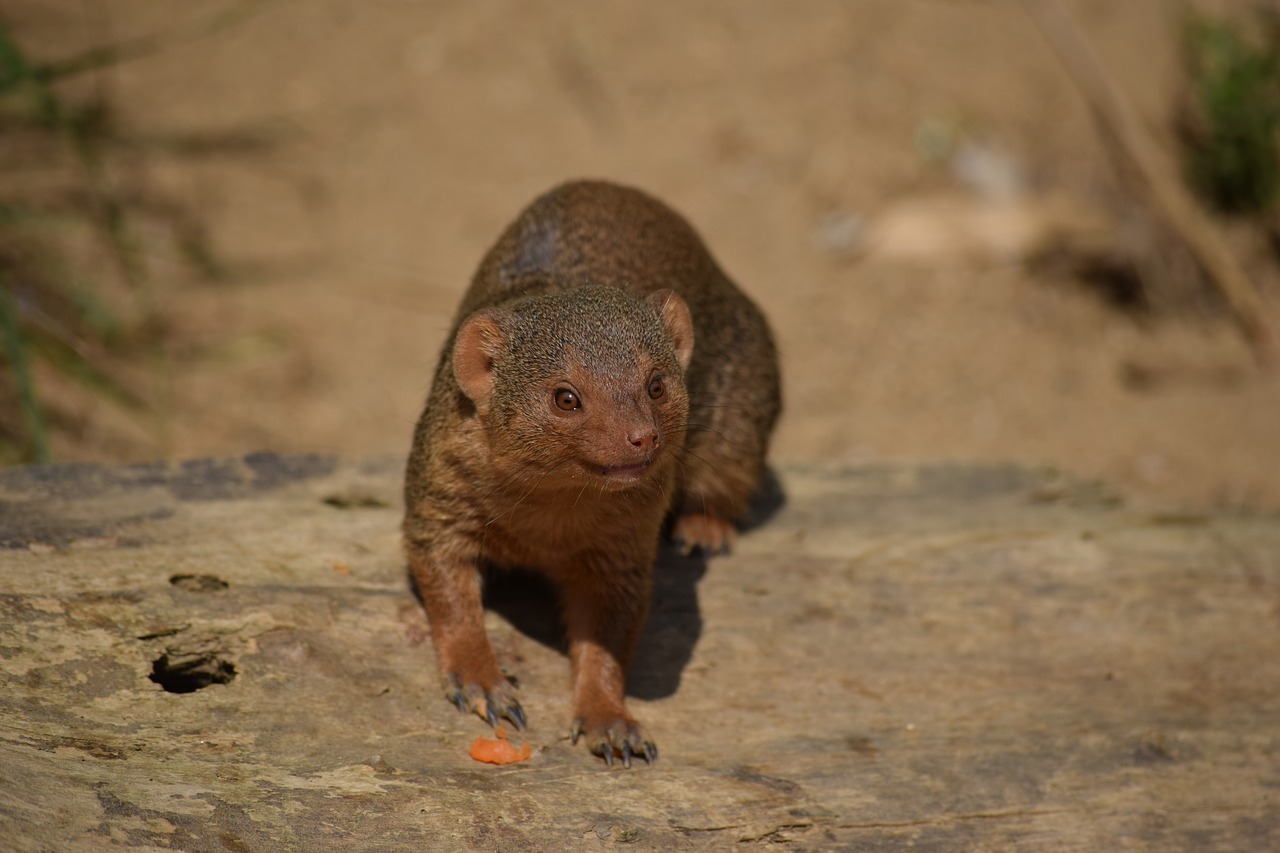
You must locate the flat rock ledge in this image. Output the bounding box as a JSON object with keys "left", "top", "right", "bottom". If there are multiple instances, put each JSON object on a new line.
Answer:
{"left": 1, "top": 454, "right": 1277, "bottom": 852}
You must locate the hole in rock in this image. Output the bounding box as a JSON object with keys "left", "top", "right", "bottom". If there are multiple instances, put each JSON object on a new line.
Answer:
{"left": 169, "top": 574, "right": 229, "bottom": 592}
{"left": 149, "top": 652, "right": 237, "bottom": 693}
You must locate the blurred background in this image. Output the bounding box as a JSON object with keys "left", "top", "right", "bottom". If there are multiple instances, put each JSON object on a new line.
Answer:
{"left": 2, "top": 0, "right": 1278, "bottom": 509}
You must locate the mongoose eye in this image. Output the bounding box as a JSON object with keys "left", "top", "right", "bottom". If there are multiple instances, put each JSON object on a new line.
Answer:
{"left": 554, "top": 388, "right": 580, "bottom": 411}
{"left": 648, "top": 376, "right": 666, "bottom": 400}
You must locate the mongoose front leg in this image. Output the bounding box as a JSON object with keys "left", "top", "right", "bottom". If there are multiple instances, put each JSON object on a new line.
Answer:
{"left": 672, "top": 417, "right": 766, "bottom": 556}
{"left": 672, "top": 512, "right": 736, "bottom": 556}
{"left": 562, "top": 569, "right": 656, "bottom": 767}
{"left": 407, "top": 543, "right": 526, "bottom": 730}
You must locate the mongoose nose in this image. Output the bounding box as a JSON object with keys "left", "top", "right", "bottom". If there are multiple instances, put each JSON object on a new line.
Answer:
{"left": 627, "top": 430, "right": 660, "bottom": 452}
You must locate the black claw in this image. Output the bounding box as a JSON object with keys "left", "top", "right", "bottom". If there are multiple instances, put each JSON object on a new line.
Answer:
{"left": 450, "top": 692, "right": 467, "bottom": 714}
{"left": 484, "top": 704, "right": 498, "bottom": 728}
{"left": 621, "top": 742, "right": 633, "bottom": 769}
{"left": 601, "top": 747, "right": 613, "bottom": 767}
{"left": 506, "top": 700, "right": 527, "bottom": 731}
{"left": 644, "top": 741, "right": 658, "bottom": 764}
{"left": 570, "top": 720, "right": 582, "bottom": 745}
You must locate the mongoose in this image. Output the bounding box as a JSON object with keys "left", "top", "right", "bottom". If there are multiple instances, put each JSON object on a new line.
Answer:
{"left": 403, "top": 179, "right": 780, "bottom": 766}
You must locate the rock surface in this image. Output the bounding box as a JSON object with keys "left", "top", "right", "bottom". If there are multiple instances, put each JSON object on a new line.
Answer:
{"left": 1, "top": 455, "right": 1277, "bottom": 851}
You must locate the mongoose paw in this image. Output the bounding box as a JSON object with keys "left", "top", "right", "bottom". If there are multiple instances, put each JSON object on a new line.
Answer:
{"left": 571, "top": 714, "right": 658, "bottom": 768}
{"left": 672, "top": 512, "right": 736, "bottom": 557}
{"left": 446, "top": 675, "right": 527, "bottom": 731}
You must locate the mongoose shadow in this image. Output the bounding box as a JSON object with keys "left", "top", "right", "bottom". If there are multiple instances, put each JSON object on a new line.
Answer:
{"left": 478, "top": 467, "right": 785, "bottom": 701}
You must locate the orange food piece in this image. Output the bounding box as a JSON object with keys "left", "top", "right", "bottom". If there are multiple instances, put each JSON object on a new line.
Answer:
{"left": 468, "top": 728, "right": 533, "bottom": 765}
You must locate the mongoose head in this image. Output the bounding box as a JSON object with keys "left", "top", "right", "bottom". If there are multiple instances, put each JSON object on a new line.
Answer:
{"left": 452, "top": 286, "right": 694, "bottom": 491}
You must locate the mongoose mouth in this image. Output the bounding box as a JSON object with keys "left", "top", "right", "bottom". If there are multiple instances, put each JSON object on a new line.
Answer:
{"left": 597, "top": 461, "right": 653, "bottom": 482}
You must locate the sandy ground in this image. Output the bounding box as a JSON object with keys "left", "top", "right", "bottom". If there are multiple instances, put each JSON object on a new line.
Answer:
{"left": 8, "top": 0, "right": 1279, "bottom": 509}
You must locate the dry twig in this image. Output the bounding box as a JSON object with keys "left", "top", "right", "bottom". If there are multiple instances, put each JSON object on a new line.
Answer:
{"left": 1022, "top": 0, "right": 1280, "bottom": 367}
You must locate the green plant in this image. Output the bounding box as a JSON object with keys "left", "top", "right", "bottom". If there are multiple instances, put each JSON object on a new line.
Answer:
{"left": 1180, "top": 11, "right": 1280, "bottom": 214}
{"left": 0, "top": 18, "right": 160, "bottom": 462}
{"left": 0, "top": 5, "right": 268, "bottom": 464}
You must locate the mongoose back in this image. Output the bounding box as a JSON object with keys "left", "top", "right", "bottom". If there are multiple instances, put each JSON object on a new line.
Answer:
{"left": 403, "top": 179, "right": 780, "bottom": 765}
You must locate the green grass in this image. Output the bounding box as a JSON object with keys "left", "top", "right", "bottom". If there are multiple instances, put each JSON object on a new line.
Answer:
{"left": 0, "top": 5, "right": 270, "bottom": 464}
{"left": 0, "top": 17, "right": 153, "bottom": 462}
{"left": 0, "top": 276, "right": 49, "bottom": 461}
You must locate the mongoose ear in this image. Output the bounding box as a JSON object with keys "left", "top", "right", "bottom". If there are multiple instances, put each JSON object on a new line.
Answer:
{"left": 648, "top": 289, "right": 694, "bottom": 371}
{"left": 452, "top": 309, "right": 506, "bottom": 407}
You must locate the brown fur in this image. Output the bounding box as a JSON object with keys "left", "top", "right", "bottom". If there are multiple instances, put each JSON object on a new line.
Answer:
{"left": 403, "top": 179, "right": 780, "bottom": 765}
